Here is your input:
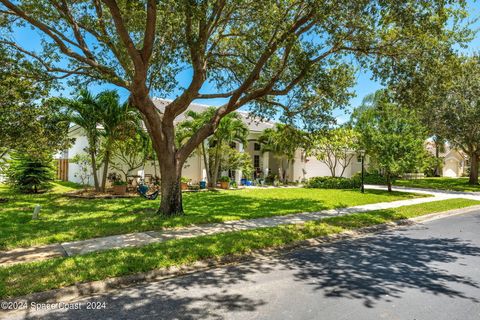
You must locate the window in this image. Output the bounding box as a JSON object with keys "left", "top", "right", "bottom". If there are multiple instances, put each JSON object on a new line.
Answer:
{"left": 357, "top": 155, "right": 362, "bottom": 163}
{"left": 254, "top": 155, "right": 260, "bottom": 168}
{"left": 254, "top": 143, "right": 261, "bottom": 151}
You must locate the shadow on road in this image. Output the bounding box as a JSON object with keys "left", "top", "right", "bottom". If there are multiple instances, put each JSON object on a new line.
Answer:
{"left": 18, "top": 226, "right": 480, "bottom": 319}
{"left": 284, "top": 226, "right": 480, "bottom": 308}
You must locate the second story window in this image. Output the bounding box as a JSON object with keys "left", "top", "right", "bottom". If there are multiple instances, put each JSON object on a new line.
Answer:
{"left": 254, "top": 143, "right": 261, "bottom": 151}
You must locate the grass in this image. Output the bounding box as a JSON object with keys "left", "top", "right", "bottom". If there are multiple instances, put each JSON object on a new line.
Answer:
{"left": 394, "top": 177, "right": 480, "bottom": 192}
{"left": 0, "top": 182, "right": 421, "bottom": 249}
{"left": 0, "top": 198, "right": 478, "bottom": 299}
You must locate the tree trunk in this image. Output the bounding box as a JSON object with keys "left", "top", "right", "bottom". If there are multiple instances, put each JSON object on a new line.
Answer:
{"left": 201, "top": 141, "right": 211, "bottom": 184}
{"left": 329, "top": 166, "right": 336, "bottom": 177}
{"left": 101, "top": 148, "right": 111, "bottom": 192}
{"left": 210, "top": 142, "right": 222, "bottom": 188}
{"left": 469, "top": 153, "right": 479, "bottom": 185}
{"left": 386, "top": 172, "right": 392, "bottom": 192}
{"left": 158, "top": 157, "right": 183, "bottom": 216}
{"left": 434, "top": 142, "right": 441, "bottom": 177}
{"left": 89, "top": 149, "right": 100, "bottom": 192}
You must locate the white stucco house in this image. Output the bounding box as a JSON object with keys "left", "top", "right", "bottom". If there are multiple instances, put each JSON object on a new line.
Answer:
{"left": 58, "top": 99, "right": 365, "bottom": 186}
{"left": 442, "top": 149, "right": 467, "bottom": 178}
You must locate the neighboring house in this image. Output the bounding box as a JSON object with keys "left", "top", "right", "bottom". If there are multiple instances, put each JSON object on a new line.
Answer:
{"left": 425, "top": 140, "right": 467, "bottom": 178}
{"left": 442, "top": 149, "right": 467, "bottom": 178}
{"left": 58, "top": 99, "right": 366, "bottom": 185}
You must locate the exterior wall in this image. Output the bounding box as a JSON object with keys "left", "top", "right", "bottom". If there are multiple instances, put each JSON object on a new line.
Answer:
{"left": 304, "top": 153, "right": 365, "bottom": 179}
{"left": 0, "top": 153, "right": 9, "bottom": 183}
{"left": 442, "top": 150, "right": 466, "bottom": 178}
{"left": 304, "top": 157, "right": 335, "bottom": 178}
{"left": 289, "top": 149, "right": 306, "bottom": 182}
{"left": 181, "top": 153, "right": 203, "bottom": 183}
{"left": 349, "top": 154, "right": 365, "bottom": 178}
{"left": 64, "top": 124, "right": 370, "bottom": 185}
{"left": 65, "top": 127, "right": 205, "bottom": 185}
{"left": 443, "top": 158, "right": 460, "bottom": 177}
{"left": 67, "top": 129, "right": 91, "bottom": 184}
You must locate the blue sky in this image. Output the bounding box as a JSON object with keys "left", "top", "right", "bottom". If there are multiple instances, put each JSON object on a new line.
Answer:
{"left": 11, "top": 1, "right": 480, "bottom": 124}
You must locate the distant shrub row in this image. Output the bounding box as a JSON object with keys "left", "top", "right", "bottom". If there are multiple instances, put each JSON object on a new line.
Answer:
{"left": 305, "top": 176, "right": 361, "bottom": 189}
{"left": 305, "top": 172, "right": 392, "bottom": 189}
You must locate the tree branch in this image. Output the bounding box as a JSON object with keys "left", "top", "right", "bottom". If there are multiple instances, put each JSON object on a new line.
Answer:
{"left": 0, "top": 0, "right": 127, "bottom": 87}
{"left": 141, "top": 0, "right": 157, "bottom": 64}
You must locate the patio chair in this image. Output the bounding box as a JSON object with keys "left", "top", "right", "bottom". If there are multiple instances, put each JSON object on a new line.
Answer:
{"left": 137, "top": 184, "right": 159, "bottom": 200}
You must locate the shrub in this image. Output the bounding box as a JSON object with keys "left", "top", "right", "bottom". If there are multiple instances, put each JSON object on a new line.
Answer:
{"left": 180, "top": 176, "right": 191, "bottom": 183}
{"left": 218, "top": 176, "right": 231, "bottom": 183}
{"left": 6, "top": 153, "right": 54, "bottom": 193}
{"left": 71, "top": 153, "right": 92, "bottom": 188}
{"left": 352, "top": 171, "right": 394, "bottom": 185}
{"left": 305, "top": 176, "right": 360, "bottom": 189}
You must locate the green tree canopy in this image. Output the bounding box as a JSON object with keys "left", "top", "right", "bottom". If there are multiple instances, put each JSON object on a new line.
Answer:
{"left": 0, "top": 47, "right": 71, "bottom": 160}
{"left": 352, "top": 90, "right": 429, "bottom": 191}
{"left": 420, "top": 55, "right": 480, "bottom": 184}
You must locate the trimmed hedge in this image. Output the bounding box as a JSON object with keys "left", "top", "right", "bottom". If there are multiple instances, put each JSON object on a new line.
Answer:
{"left": 305, "top": 176, "right": 361, "bottom": 189}
{"left": 353, "top": 172, "right": 395, "bottom": 185}
{"left": 352, "top": 172, "right": 395, "bottom": 185}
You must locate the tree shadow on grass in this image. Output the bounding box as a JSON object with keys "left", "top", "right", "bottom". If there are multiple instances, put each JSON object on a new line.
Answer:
{"left": 0, "top": 187, "right": 417, "bottom": 249}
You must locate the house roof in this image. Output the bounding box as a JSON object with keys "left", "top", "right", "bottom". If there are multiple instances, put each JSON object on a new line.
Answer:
{"left": 68, "top": 98, "right": 276, "bottom": 135}
{"left": 152, "top": 98, "right": 275, "bottom": 132}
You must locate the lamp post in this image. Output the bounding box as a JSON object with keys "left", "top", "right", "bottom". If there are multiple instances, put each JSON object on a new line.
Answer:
{"left": 359, "top": 149, "right": 366, "bottom": 193}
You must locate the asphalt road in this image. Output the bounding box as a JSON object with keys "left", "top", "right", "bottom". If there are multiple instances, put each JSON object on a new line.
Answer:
{"left": 6, "top": 210, "right": 480, "bottom": 320}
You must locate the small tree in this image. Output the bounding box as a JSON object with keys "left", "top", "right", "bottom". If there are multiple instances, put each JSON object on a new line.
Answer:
{"left": 6, "top": 153, "right": 54, "bottom": 193}
{"left": 307, "top": 127, "right": 359, "bottom": 177}
{"left": 216, "top": 145, "right": 254, "bottom": 180}
{"left": 60, "top": 90, "right": 103, "bottom": 191}
{"left": 97, "top": 91, "right": 139, "bottom": 191}
{"left": 111, "top": 130, "right": 150, "bottom": 181}
{"left": 71, "top": 153, "right": 93, "bottom": 190}
{"left": 352, "top": 90, "right": 429, "bottom": 191}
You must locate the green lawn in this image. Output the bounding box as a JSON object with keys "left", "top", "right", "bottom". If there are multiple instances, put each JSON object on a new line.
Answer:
{"left": 394, "top": 177, "right": 480, "bottom": 192}
{"left": 0, "top": 198, "right": 478, "bottom": 299}
{"left": 0, "top": 182, "right": 422, "bottom": 249}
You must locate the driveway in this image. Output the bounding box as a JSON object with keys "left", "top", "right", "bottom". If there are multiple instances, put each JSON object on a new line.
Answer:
{"left": 6, "top": 209, "right": 480, "bottom": 320}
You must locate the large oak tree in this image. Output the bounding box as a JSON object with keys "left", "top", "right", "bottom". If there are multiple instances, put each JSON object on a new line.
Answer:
{"left": 0, "top": 0, "right": 468, "bottom": 215}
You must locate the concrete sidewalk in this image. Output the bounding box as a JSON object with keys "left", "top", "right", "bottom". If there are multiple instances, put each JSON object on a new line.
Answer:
{"left": 2, "top": 186, "right": 479, "bottom": 267}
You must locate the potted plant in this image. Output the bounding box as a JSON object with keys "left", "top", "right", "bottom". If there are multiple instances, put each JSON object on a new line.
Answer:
{"left": 112, "top": 180, "right": 127, "bottom": 195}
{"left": 219, "top": 176, "right": 231, "bottom": 189}
{"left": 180, "top": 177, "right": 190, "bottom": 190}
{"left": 108, "top": 172, "right": 127, "bottom": 195}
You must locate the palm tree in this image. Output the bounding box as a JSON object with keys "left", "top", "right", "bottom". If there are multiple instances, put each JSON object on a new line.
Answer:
{"left": 96, "top": 91, "right": 139, "bottom": 192}
{"left": 177, "top": 109, "right": 248, "bottom": 187}
{"left": 62, "top": 89, "right": 102, "bottom": 191}
{"left": 176, "top": 108, "right": 216, "bottom": 184}
{"left": 259, "top": 124, "right": 305, "bottom": 183}
{"left": 208, "top": 113, "right": 248, "bottom": 187}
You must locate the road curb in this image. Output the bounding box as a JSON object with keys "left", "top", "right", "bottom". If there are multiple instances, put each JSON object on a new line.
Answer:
{"left": 3, "top": 204, "right": 480, "bottom": 310}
